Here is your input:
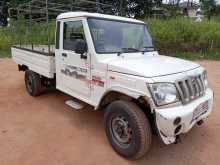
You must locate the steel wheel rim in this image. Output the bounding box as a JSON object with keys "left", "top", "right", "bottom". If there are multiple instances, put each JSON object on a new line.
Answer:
{"left": 110, "top": 115, "right": 133, "bottom": 147}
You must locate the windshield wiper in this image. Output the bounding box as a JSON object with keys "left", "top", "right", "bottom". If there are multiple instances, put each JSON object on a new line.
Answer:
{"left": 117, "top": 47, "right": 140, "bottom": 56}
{"left": 121, "top": 47, "right": 140, "bottom": 52}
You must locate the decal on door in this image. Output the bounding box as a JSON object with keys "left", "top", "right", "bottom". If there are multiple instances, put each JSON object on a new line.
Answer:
{"left": 61, "top": 65, "right": 87, "bottom": 80}
{"left": 61, "top": 65, "right": 105, "bottom": 87}
{"left": 91, "top": 76, "right": 105, "bottom": 87}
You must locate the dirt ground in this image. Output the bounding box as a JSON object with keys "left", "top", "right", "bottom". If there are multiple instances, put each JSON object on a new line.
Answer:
{"left": 0, "top": 58, "right": 220, "bottom": 165}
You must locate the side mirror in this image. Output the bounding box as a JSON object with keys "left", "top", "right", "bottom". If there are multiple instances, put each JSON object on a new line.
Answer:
{"left": 75, "top": 39, "right": 87, "bottom": 59}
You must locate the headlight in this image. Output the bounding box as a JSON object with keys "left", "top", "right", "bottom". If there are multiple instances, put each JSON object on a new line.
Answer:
{"left": 148, "top": 83, "right": 180, "bottom": 106}
{"left": 202, "top": 70, "right": 208, "bottom": 89}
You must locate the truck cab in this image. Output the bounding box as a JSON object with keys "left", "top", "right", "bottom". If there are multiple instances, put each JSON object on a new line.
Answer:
{"left": 55, "top": 12, "right": 156, "bottom": 107}
{"left": 12, "top": 12, "right": 214, "bottom": 159}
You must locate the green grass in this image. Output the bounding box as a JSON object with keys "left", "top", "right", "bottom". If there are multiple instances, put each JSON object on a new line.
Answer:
{"left": 146, "top": 17, "right": 220, "bottom": 57}
{"left": 0, "top": 50, "right": 11, "bottom": 58}
{"left": 0, "top": 18, "right": 220, "bottom": 60}
{"left": 0, "top": 20, "right": 55, "bottom": 58}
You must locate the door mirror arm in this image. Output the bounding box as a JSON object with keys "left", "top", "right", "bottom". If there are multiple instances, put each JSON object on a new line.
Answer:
{"left": 81, "top": 53, "right": 87, "bottom": 59}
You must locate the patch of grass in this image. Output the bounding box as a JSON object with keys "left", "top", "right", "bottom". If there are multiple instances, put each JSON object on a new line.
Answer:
{"left": 146, "top": 17, "right": 220, "bottom": 56}
{"left": 0, "top": 18, "right": 220, "bottom": 60}
{"left": 0, "top": 50, "right": 11, "bottom": 58}
{"left": 0, "top": 20, "right": 55, "bottom": 58}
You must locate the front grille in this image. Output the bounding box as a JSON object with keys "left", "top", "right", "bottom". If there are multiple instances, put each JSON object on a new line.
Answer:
{"left": 176, "top": 74, "right": 206, "bottom": 104}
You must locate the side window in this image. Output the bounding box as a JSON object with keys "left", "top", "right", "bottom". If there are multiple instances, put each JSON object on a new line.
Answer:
{"left": 56, "top": 21, "right": 60, "bottom": 49}
{"left": 63, "top": 21, "right": 85, "bottom": 51}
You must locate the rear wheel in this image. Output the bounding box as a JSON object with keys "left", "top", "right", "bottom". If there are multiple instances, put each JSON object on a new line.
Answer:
{"left": 104, "top": 100, "right": 152, "bottom": 159}
{"left": 25, "top": 70, "right": 43, "bottom": 96}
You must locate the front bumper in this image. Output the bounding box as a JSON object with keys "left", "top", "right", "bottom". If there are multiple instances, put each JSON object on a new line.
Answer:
{"left": 155, "top": 88, "right": 214, "bottom": 144}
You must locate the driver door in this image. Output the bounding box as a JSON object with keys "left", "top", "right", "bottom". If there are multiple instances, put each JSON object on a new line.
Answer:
{"left": 56, "top": 19, "right": 91, "bottom": 99}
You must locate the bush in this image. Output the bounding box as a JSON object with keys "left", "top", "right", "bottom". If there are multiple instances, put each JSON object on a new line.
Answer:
{"left": 146, "top": 17, "right": 220, "bottom": 55}
{"left": 0, "top": 17, "right": 220, "bottom": 59}
{"left": 0, "top": 20, "right": 55, "bottom": 58}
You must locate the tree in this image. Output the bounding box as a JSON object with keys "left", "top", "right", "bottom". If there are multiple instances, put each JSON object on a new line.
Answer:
{"left": 200, "top": 0, "right": 218, "bottom": 19}
{"left": 4, "top": 0, "right": 163, "bottom": 18}
{"left": 107, "top": 0, "right": 163, "bottom": 18}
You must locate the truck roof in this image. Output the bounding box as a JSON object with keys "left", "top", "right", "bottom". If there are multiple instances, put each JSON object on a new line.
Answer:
{"left": 56, "top": 12, "right": 144, "bottom": 24}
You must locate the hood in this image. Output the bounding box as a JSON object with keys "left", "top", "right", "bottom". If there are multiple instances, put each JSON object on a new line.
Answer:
{"left": 108, "top": 55, "right": 200, "bottom": 77}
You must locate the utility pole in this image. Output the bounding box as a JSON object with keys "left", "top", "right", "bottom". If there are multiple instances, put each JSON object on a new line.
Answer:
{"left": 46, "top": 0, "right": 50, "bottom": 55}
{"left": 29, "top": 1, "right": 33, "bottom": 49}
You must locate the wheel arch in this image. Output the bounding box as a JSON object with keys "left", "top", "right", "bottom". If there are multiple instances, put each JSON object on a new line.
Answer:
{"left": 96, "top": 87, "right": 153, "bottom": 113}
{"left": 96, "top": 87, "right": 156, "bottom": 131}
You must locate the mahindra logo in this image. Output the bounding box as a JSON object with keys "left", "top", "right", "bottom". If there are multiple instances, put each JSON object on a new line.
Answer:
{"left": 191, "top": 77, "right": 197, "bottom": 85}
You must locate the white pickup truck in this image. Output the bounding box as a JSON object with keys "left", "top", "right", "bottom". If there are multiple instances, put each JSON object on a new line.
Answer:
{"left": 12, "top": 12, "right": 213, "bottom": 159}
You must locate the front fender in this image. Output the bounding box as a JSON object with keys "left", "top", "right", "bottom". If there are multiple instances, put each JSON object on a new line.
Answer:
{"left": 95, "top": 85, "right": 151, "bottom": 109}
{"left": 108, "top": 86, "right": 146, "bottom": 98}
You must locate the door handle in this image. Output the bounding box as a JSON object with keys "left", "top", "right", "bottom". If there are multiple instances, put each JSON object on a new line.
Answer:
{"left": 62, "top": 53, "right": 67, "bottom": 57}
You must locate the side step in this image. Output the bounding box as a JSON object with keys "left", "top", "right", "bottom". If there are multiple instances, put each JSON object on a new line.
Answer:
{"left": 65, "top": 100, "right": 85, "bottom": 110}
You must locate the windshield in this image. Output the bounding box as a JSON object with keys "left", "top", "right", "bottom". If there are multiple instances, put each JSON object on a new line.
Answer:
{"left": 87, "top": 18, "right": 154, "bottom": 54}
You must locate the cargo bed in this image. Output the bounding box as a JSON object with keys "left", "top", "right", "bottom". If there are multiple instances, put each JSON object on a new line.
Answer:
{"left": 11, "top": 45, "right": 56, "bottom": 78}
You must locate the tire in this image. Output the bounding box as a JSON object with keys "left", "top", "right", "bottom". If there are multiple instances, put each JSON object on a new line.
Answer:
{"left": 104, "top": 100, "right": 152, "bottom": 159}
{"left": 25, "top": 70, "right": 43, "bottom": 96}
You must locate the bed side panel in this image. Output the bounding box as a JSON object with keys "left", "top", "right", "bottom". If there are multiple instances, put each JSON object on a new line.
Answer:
{"left": 11, "top": 47, "right": 55, "bottom": 78}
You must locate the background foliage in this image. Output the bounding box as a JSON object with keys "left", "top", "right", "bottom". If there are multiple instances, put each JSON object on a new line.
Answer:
{"left": 147, "top": 18, "right": 220, "bottom": 53}
{"left": 0, "top": 0, "right": 220, "bottom": 59}
{"left": 0, "top": 17, "right": 220, "bottom": 59}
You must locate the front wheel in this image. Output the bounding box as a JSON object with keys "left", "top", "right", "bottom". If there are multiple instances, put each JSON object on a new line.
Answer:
{"left": 104, "top": 100, "right": 152, "bottom": 159}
